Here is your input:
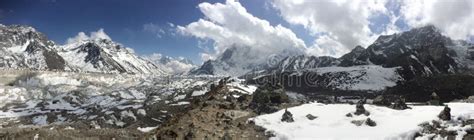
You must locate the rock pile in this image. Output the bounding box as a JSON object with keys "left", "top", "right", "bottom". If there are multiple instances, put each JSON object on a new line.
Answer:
{"left": 281, "top": 109, "right": 294, "bottom": 123}
{"left": 438, "top": 106, "right": 451, "bottom": 121}
{"left": 354, "top": 100, "right": 370, "bottom": 116}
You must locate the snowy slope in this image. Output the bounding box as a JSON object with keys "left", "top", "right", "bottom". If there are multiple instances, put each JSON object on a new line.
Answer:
{"left": 252, "top": 102, "right": 474, "bottom": 140}
{"left": 309, "top": 65, "right": 403, "bottom": 91}
{"left": 59, "top": 39, "right": 166, "bottom": 74}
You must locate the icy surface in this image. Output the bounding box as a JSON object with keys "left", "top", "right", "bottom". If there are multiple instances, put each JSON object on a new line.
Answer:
{"left": 252, "top": 102, "right": 474, "bottom": 140}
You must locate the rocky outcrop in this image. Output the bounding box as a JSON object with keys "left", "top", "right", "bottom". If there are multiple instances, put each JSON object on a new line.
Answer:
{"left": 250, "top": 83, "right": 289, "bottom": 114}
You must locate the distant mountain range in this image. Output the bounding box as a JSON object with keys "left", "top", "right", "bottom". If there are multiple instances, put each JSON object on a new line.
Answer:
{"left": 0, "top": 24, "right": 191, "bottom": 74}
{"left": 1, "top": 24, "right": 473, "bottom": 81}
{"left": 194, "top": 25, "right": 474, "bottom": 79}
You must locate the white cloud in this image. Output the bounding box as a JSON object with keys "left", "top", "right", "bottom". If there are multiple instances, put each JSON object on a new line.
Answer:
{"left": 90, "top": 29, "right": 111, "bottom": 40}
{"left": 400, "top": 0, "right": 474, "bottom": 40}
{"left": 307, "top": 35, "right": 349, "bottom": 57}
{"left": 143, "top": 23, "right": 166, "bottom": 38}
{"left": 200, "top": 53, "right": 214, "bottom": 62}
{"left": 66, "top": 28, "right": 111, "bottom": 44}
{"left": 272, "top": 0, "right": 390, "bottom": 57}
{"left": 167, "top": 22, "right": 175, "bottom": 27}
{"left": 179, "top": 0, "right": 473, "bottom": 64}
{"left": 178, "top": 0, "right": 306, "bottom": 63}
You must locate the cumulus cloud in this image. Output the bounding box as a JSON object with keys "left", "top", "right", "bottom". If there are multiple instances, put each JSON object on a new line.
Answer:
{"left": 66, "top": 28, "right": 111, "bottom": 44}
{"left": 199, "top": 53, "right": 214, "bottom": 62}
{"left": 400, "top": 0, "right": 474, "bottom": 40}
{"left": 271, "top": 0, "right": 390, "bottom": 57}
{"left": 177, "top": 0, "right": 306, "bottom": 63}
{"left": 180, "top": 0, "right": 472, "bottom": 63}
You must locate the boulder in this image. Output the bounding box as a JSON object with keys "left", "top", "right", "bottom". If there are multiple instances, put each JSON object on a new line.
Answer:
{"left": 345, "top": 113, "right": 353, "bottom": 117}
{"left": 306, "top": 114, "right": 318, "bottom": 120}
{"left": 365, "top": 118, "right": 377, "bottom": 127}
{"left": 438, "top": 106, "right": 451, "bottom": 121}
{"left": 350, "top": 120, "right": 364, "bottom": 126}
{"left": 281, "top": 109, "right": 294, "bottom": 123}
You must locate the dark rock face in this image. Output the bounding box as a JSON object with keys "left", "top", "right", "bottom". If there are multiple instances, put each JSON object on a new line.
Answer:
{"left": 339, "top": 45, "right": 368, "bottom": 67}
{"left": 281, "top": 109, "right": 294, "bottom": 123}
{"left": 340, "top": 25, "right": 459, "bottom": 80}
{"left": 438, "top": 106, "right": 451, "bottom": 121}
{"left": 0, "top": 24, "right": 67, "bottom": 70}
{"left": 266, "top": 55, "right": 340, "bottom": 72}
{"left": 71, "top": 40, "right": 146, "bottom": 73}
{"left": 306, "top": 114, "right": 318, "bottom": 120}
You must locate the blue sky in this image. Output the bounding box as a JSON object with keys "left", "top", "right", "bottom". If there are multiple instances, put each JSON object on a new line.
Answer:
{"left": 0, "top": 0, "right": 308, "bottom": 64}
{"left": 0, "top": 0, "right": 472, "bottom": 64}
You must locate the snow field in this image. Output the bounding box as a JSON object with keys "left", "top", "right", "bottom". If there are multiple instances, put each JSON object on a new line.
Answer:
{"left": 252, "top": 102, "right": 474, "bottom": 140}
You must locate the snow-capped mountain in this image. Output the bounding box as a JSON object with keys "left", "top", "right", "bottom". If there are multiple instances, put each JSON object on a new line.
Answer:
{"left": 190, "top": 46, "right": 301, "bottom": 76}
{"left": 59, "top": 39, "right": 165, "bottom": 74}
{"left": 142, "top": 53, "right": 196, "bottom": 74}
{"left": 267, "top": 55, "right": 340, "bottom": 73}
{"left": 338, "top": 25, "right": 473, "bottom": 79}
{"left": 0, "top": 24, "right": 166, "bottom": 74}
{"left": 245, "top": 25, "right": 474, "bottom": 92}
{"left": 253, "top": 25, "right": 473, "bottom": 78}
{"left": 0, "top": 24, "right": 68, "bottom": 70}
{"left": 190, "top": 46, "right": 255, "bottom": 76}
